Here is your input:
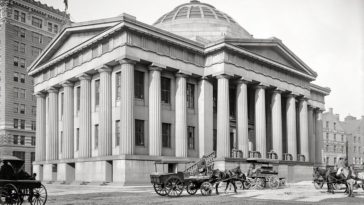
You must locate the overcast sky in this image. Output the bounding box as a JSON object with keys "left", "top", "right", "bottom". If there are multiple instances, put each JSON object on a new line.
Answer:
{"left": 41, "top": 0, "right": 364, "bottom": 119}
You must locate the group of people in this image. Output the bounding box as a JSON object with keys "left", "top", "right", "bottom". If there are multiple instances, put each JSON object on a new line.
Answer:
{"left": 0, "top": 160, "right": 33, "bottom": 180}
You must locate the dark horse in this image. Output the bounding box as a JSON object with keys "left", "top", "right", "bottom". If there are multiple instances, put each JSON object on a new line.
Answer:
{"left": 214, "top": 167, "right": 245, "bottom": 194}
{"left": 313, "top": 167, "right": 348, "bottom": 194}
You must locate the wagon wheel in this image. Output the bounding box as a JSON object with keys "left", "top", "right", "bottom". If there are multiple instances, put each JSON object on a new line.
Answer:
{"left": 313, "top": 180, "right": 324, "bottom": 189}
{"left": 243, "top": 179, "right": 252, "bottom": 189}
{"left": 165, "top": 176, "right": 184, "bottom": 197}
{"left": 200, "top": 182, "right": 212, "bottom": 196}
{"left": 268, "top": 176, "right": 280, "bottom": 189}
{"left": 29, "top": 184, "right": 47, "bottom": 205}
{"left": 153, "top": 183, "right": 168, "bottom": 196}
{"left": 252, "top": 178, "right": 265, "bottom": 190}
{"left": 0, "top": 184, "right": 21, "bottom": 205}
{"left": 186, "top": 182, "right": 198, "bottom": 195}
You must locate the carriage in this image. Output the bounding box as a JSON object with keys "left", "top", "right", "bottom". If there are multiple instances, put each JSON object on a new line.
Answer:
{"left": 245, "top": 158, "right": 285, "bottom": 189}
{"left": 0, "top": 155, "right": 47, "bottom": 204}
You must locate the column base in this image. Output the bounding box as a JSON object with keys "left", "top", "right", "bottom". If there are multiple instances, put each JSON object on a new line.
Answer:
{"left": 57, "top": 163, "right": 75, "bottom": 184}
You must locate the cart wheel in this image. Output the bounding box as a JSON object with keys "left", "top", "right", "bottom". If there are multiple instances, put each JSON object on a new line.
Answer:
{"left": 0, "top": 184, "right": 20, "bottom": 205}
{"left": 29, "top": 184, "right": 47, "bottom": 205}
{"left": 268, "top": 176, "right": 280, "bottom": 189}
{"left": 243, "top": 179, "right": 252, "bottom": 189}
{"left": 313, "top": 181, "right": 324, "bottom": 189}
{"left": 252, "top": 178, "right": 265, "bottom": 190}
{"left": 200, "top": 182, "right": 212, "bottom": 196}
{"left": 153, "top": 183, "right": 168, "bottom": 196}
{"left": 186, "top": 182, "right": 198, "bottom": 195}
{"left": 165, "top": 176, "right": 184, "bottom": 197}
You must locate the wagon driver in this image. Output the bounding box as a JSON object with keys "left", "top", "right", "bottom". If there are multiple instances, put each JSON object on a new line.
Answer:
{"left": 0, "top": 160, "right": 15, "bottom": 179}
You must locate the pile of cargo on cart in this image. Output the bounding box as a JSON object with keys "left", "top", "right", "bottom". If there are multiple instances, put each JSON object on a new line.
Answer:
{"left": 149, "top": 151, "right": 286, "bottom": 197}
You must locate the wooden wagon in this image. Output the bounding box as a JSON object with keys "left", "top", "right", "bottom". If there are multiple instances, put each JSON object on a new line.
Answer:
{"left": 246, "top": 158, "right": 285, "bottom": 189}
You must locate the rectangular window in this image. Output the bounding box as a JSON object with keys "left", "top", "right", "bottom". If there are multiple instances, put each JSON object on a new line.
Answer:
{"left": 32, "top": 106, "right": 36, "bottom": 116}
{"left": 13, "top": 151, "right": 25, "bottom": 161}
{"left": 14, "top": 41, "right": 19, "bottom": 52}
{"left": 95, "top": 80, "right": 100, "bottom": 107}
{"left": 326, "top": 121, "right": 329, "bottom": 128}
{"left": 13, "top": 135, "right": 18, "bottom": 144}
{"left": 32, "top": 32, "right": 42, "bottom": 43}
{"left": 135, "top": 120, "right": 144, "bottom": 146}
{"left": 14, "top": 72, "right": 18, "bottom": 82}
{"left": 161, "top": 77, "right": 171, "bottom": 104}
{"left": 115, "top": 72, "right": 121, "bottom": 101}
{"left": 20, "top": 12, "right": 26, "bottom": 23}
{"left": 13, "top": 87, "right": 19, "bottom": 98}
{"left": 54, "top": 24, "right": 58, "bottom": 33}
{"left": 19, "top": 43, "right": 25, "bottom": 53}
{"left": 92, "top": 46, "right": 99, "bottom": 58}
{"left": 31, "top": 121, "right": 36, "bottom": 130}
{"left": 47, "top": 22, "right": 53, "bottom": 32}
{"left": 31, "top": 136, "right": 36, "bottom": 146}
{"left": 14, "top": 103, "right": 19, "bottom": 113}
{"left": 20, "top": 136, "right": 25, "bottom": 145}
{"left": 31, "top": 47, "right": 42, "bottom": 56}
{"left": 334, "top": 122, "right": 336, "bottom": 130}
{"left": 20, "top": 120, "right": 25, "bottom": 129}
{"left": 187, "top": 126, "right": 195, "bottom": 149}
{"left": 14, "top": 57, "right": 19, "bottom": 66}
{"left": 94, "top": 124, "right": 99, "bottom": 148}
{"left": 334, "top": 134, "right": 336, "bottom": 141}
{"left": 76, "top": 128, "right": 80, "bottom": 151}
{"left": 102, "top": 41, "right": 109, "bottom": 53}
{"left": 20, "top": 104, "right": 25, "bottom": 114}
{"left": 20, "top": 28, "right": 25, "bottom": 38}
{"left": 186, "top": 83, "right": 195, "bottom": 109}
{"left": 32, "top": 17, "right": 43, "bottom": 28}
{"left": 76, "top": 86, "right": 80, "bottom": 111}
{"left": 14, "top": 119, "right": 19, "bottom": 128}
{"left": 20, "top": 89, "right": 25, "bottom": 99}
{"left": 162, "top": 123, "right": 171, "bottom": 148}
{"left": 14, "top": 10, "right": 19, "bottom": 20}
{"left": 115, "top": 120, "right": 120, "bottom": 146}
{"left": 61, "top": 92, "right": 64, "bottom": 116}
{"left": 134, "top": 71, "right": 144, "bottom": 99}
{"left": 20, "top": 58, "right": 25, "bottom": 68}
{"left": 20, "top": 74, "right": 25, "bottom": 83}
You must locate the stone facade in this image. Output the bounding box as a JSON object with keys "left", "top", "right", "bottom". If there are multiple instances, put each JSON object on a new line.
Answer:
{"left": 343, "top": 115, "right": 364, "bottom": 166}
{"left": 0, "top": 0, "right": 68, "bottom": 173}
{"left": 28, "top": 1, "right": 330, "bottom": 184}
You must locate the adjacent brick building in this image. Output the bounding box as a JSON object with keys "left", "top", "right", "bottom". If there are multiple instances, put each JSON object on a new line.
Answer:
{"left": 0, "top": 0, "right": 68, "bottom": 173}
{"left": 343, "top": 115, "right": 364, "bottom": 166}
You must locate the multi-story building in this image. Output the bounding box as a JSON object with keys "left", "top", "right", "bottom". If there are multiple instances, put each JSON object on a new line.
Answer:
{"left": 0, "top": 0, "right": 68, "bottom": 173}
{"left": 322, "top": 108, "right": 347, "bottom": 166}
{"left": 343, "top": 115, "right": 364, "bottom": 167}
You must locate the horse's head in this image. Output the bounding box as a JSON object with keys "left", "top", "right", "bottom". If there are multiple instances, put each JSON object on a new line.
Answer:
{"left": 313, "top": 167, "right": 321, "bottom": 178}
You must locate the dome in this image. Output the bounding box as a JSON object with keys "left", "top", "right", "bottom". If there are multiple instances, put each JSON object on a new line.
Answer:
{"left": 154, "top": 0, "right": 252, "bottom": 42}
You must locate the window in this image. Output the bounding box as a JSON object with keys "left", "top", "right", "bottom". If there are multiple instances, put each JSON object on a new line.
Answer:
{"left": 20, "top": 120, "right": 25, "bottom": 129}
{"left": 14, "top": 88, "right": 19, "bottom": 98}
{"left": 19, "top": 104, "right": 25, "bottom": 114}
{"left": 32, "top": 32, "right": 42, "bottom": 43}
{"left": 31, "top": 106, "right": 36, "bottom": 116}
{"left": 115, "top": 120, "right": 120, "bottom": 146}
{"left": 161, "top": 77, "right": 171, "bottom": 104}
{"left": 187, "top": 126, "right": 195, "bottom": 149}
{"left": 14, "top": 41, "right": 19, "bottom": 52}
{"left": 20, "top": 28, "right": 25, "bottom": 38}
{"left": 325, "top": 145, "right": 329, "bottom": 152}
{"left": 61, "top": 92, "right": 64, "bottom": 116}
{"left": 187, "top": 83, "right": 195, "bottom": 108}
{"left": 13, "top": 151, "right": 25, "bottom": 161}
{"left": 76, "top": 128, "right": 79, "bottom": 151}
{"left": 20, "top": 58, "right": 25, "bottom": 68}
{"left": 20, "top": 12, "right": 25, "bottom": 23}
{"left": 13, "top": 119, "right": 18, "bottom": 128}
{"left": 54, "top": 24, "right": 59, "bottom": 33}
{"left": 334, "top": 134, "right": 336, "bottom": 141}
{"left": 135, "top": 120, "right": 144, "bottom": 146}
{"left": 19, "top": 43, "right": 25, "bottom": 53}
{"left": 359, "top": 137, "right": 361, "bottom": 143}
{"left": 47, "top": 22, "right": 53, "bottom": 32}
{"left": 92, "top": 46, "right": 99, "bottom": 58}
{"left": 13, "top": 135, "right": 18, "bottom": 144}
{"left": 94, "top": 124, "right": 99, "bottom": 148}
{"left": 354, "top": 136, "right": 356, "bottom": 143}
{"left": 95, "top": 79, "right": 100, "bottom": 107}
{"left": 31, "top": 121, "right": 36, "bottom": 130}
{"left": 14, "top": 72, "right": 18, "bottom": 82}
{"left": 76, "top": 86, "right": 80, "bottom": 111}
{"left": 14, "top": 10, "right": 19, "bottom": 20}
{"left": 341, "top": 135, "right": 344, "bottom": 141}
{"left": 326, "top": 121, "right": 329, "bottom": 128}
{"left": 134, "top": 71, "right": 144, "bottom": 99}
{"left": 334, "top": 157, "right": 337, "bottom": 165}
{"left": 326, "top": 157, "right": 329, "bottom": 164}
{"left": 102, "top": 41, "right": 109, "bottom": 53}
{"left": 14, "top": 103, "right": 19, "bottom": 113}
{"left": 162, "top": 123, "right": 171, "bottom": 148}
{"left": 31, "top": 47, "right": 42, "bottom": 56}
{"left": 14, "top": 57, "right": 19, "bottom": 66}
{"left": 334, "top": 122, "right": 336, "bottom": 130}
{"left": 31, "top": 136, "right": 36, "bottom": 146}
{"left": 333, "top": 145, "right": 336, "bottom": 152}
{"left": 32, "top": 17, "right": 42, "bottom": 28}
{"left": 326, "top": 133, "right": 329, "bottom": 141}
{"left": 354, "top": 146, "right": 357, "bottom": 153}
{"left": 20, "top": 74, "right": 25, "bottom": 83}
{"left": 115, "top": 72, "right": 121, "bottom": 101}
{"left": 20, "top": 136, "right": 25, "bottom": 145}
{"left": 19, "top": 89, "right": 25, "bottom": 99}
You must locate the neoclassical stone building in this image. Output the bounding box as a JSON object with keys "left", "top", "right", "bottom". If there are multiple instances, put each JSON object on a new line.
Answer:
{"left": 28, "top": 0, "right": 330, "bottom": 184}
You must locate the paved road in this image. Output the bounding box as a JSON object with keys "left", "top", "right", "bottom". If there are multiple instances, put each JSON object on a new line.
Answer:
{"left": 38, "top": 181, "right": 364, "bottom": 205}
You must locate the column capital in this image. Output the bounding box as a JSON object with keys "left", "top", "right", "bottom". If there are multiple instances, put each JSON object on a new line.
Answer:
{"left": 148, "top": 65, "right": 163, "bottom": 72}
{"left": 299, "top": 97, "right": 309, "bottom": 102}
{"left": 235, "top": 78, "right": 251, "bottom": 85}
{"left": 35, "top": 92, "right": 45, "bottom": 98}
{"left": 46, "top": 87, "right": 59, "bottom": 93}
{"left": 61, "top": 81, "right": 74, "bottom": 88}
{"left": 97, "top": 65, "right": 112, "bottom": 73}
{"left": 255, "top": 84, "right": 268, "bottom": 89}
{"left": 176, "top": 71, "right": 190, "bottom": 78}
{"left": 77, "top": 73, "right": 91, "bottom": 81}
{"left": 272, "top": 87, "right": 284, "bottom": 94}
{"left": 216, "top": 74, "right": 232, "bottom": 80}
{"left": 119, "top": 58, "right": 137, "bottom": 65}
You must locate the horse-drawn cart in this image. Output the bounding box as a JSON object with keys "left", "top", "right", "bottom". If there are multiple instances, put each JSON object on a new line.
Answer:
{"left": 0, "top": 155, "right": 47, "bottom": 204}
{"left": 246, "top": 158, "right": 285, "bottom": 189}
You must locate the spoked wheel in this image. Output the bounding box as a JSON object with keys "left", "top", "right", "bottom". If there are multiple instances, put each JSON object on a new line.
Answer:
{"left": 29, "top": 184, "right": 47, "bottom": 205}
{"left": 200, "top": 182, "right": 212, "bottom": 196}
{"left": 186, "top": 182, "right": 198, "bottom": 195}
{"left": 153, "top": 183, "right": 168, "bottom": 196}
{"left": 313, "top": 181, "right": 324, "bottom": 189}
{"left": 268, "top": 176, "right": 280, "bottom": 189}
{"left": 0, "top": 184, "right": 21, "bottom": 205}
{"left": 216, "top": 180, "right": 236, "bottom": 195}
{"left": 243, "top": 179, "right": 252, "bottom": 189}
{"left": 252, "top": 178, "right": 265, "bottom": 190}
{"left": 165, "top": 176, "right": 184, "bottom": 197}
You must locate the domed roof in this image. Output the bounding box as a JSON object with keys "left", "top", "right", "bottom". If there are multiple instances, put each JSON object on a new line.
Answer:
{"left": 154, "top": 0, "right": 252, "bottom": 42}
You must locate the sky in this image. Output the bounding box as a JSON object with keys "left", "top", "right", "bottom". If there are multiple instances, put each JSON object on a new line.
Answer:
{"left": 40, "top": 0, "right": 364, "bottom": 119}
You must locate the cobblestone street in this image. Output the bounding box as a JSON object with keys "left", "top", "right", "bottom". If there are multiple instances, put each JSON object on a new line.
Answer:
{"left": 40, "top": 181, "right": 364, "bottom": 205}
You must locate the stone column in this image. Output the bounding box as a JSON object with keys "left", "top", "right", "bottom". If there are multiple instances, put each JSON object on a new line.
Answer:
{"left": 286, "top": 94, "right": 297, "bottom": 161}
{"left": 47, "top": 88, "right": 59, "bottom": 161}
{"left": 216, "top": 75, "right": 230, "bottom": 158}
{"left": 149, "top": 66, "right": 162, "bottom": 156}
{"left": 198, "top": 77, "right": 213, "bottom": 157}
{"left": 62, "top": 82, "right": 74, "bottom": 159}
{"left": 308, "top": 105, "right": 316, "bottom": 163}
{"left": 175, "top": 73, "right": 188, "bottom": 157}
{"left": 299, "top": 98, "right": 309, "bottom": 161}
{"left": 255, "top": 85, "right": 266, "bottom": 158}
{"left": 98, "top": 66, "right": 112, "bottom": 156}
{"left": 79, "top": 74, "right": 92, "bottom": 158}
{"left": 271, "top": 89, "right": 283, "bottom": 159}
{"left": 236, "top": 79, "right": 249, "bottom": 158}
{"left": 315, "top": 109, "right": 324, "bottom": 165}
{"left": 35, "top": 93, "right": 46, "bottom": 161}
{"left": 119, "top": 60, "right": 135, "bottom": 155}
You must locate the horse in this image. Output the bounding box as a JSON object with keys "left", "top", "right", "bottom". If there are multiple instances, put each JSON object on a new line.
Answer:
{"left": 313, "top": 167, "right": 327, "bottom": 189}
{"left": 213, "top": 167, "right": 243, "bottom": 194}
{"left": 336, "top": 166, "right": 357, "bottom": 197}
